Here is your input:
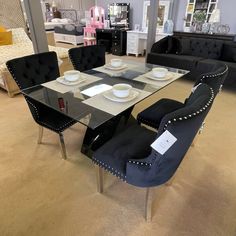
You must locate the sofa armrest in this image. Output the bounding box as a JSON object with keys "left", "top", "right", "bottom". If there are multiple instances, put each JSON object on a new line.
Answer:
{"left": 150, "top": 36, "right": 169, "bottom": 54}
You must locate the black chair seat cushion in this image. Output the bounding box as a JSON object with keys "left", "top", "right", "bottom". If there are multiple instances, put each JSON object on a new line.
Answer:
{"left": 137, "top": 98, "right": 184, "bottom": 129}
{"left": 93, "top": 125, "right": 156, "bottom": 180}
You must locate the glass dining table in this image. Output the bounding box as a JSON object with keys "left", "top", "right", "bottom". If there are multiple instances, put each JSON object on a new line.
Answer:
{"left": 22, "top": 60, "right": 188, "bottom": 157}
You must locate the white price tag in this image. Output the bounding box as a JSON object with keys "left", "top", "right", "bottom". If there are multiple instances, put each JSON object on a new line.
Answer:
{"left": 151, "top": 130, "right": 177, "bottom": 155}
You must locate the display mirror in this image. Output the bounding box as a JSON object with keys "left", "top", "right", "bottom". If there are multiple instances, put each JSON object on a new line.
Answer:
{"left": 108, "top": 3, "right": 130, "bottom": 28}
{"left": 142, "top": 0, "right": 170, "bottom": 32}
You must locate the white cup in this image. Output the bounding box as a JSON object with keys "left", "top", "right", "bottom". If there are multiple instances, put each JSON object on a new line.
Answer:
{"left": 112, "top": 83, "right": 132, "bottom": 98}
{"left": 152, "top": 67, "right": 168, "bottom": 78}
{"left": 110, "top": 59, "right": 123, "bottom": 68}
{"left": 64, "top": 70, "right": 80, "bottom": 82}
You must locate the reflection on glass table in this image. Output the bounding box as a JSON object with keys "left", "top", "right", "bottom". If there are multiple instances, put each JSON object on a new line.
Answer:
{"left": 22, "top": 60, "right": 189, "bottom": 131}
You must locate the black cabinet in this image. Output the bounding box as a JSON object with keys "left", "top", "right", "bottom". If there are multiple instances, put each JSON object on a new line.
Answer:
{"left": 96, "top": 29, "right": 127, "bottom": 56}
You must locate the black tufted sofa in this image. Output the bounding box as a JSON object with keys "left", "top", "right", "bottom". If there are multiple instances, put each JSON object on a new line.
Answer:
{"left": 147, "top": 34, "right": 236, "bottom": 90}
{"left": 68, "top": 45, "right": 106, "bottom": 72}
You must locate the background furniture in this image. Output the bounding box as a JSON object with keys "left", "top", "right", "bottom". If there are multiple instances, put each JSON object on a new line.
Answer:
{"left": 83, "top": 27, "right": 97, "bottom": 46}
{"left": 93, "top": 83, "right": 215, "bottom": 221}
{"left": 53, "top": 9, "right": 85, "bottom": 45}
{"left": 54, "top": 24, "right": 84, "bottom": 45}
{"left": 147, "top": 32, "right": 236, "bottom": 90}
{"left": 96, "top": 28, "right": 127, "bottom": 56}
{"left": 108, "top": 3, "right": 130, "bottom": 28}
{"left": 83, "top": 6, "right": 105, "bottom": 46}
{"left": 87, "top": 6, "right": 105, "bottom": 28}
{"left": 126, "top": 30, "right": 171, "bottom": 57}
{"left": 0, "top": 28, "right": 72, "bottom": 97}
{"left": 6, "top": 52, "right": 77, "bottom": 159}
{"left": 184, "top": 0, "right": 218, "bottom": 32}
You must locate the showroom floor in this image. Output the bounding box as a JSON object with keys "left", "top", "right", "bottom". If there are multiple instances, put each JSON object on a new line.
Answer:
{"left": 0, "top": 54, "right": 236, "bottom": 236}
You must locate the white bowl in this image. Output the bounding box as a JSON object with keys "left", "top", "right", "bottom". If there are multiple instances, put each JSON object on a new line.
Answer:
{"left": 64, "top": 70, "right": 80, "bottom": 82}
{"left": 152, "top": 67, "right": 168, "bottom": 78}
{"left": 112, "top": 83, "right": 132, "bottom": 98}
{"left": 110, "top": 59, "right": 123, "bottom": 68}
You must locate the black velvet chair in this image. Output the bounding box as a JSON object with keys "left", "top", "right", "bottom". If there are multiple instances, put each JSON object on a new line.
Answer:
{"left": 137, "top": 62, "right": 228, "bottom": 130}
{"left": 68, "top": 45, "right": 106, "bottom": 72}
{"left": 93, "top": 83, "right": 215, "bottom": 221}
{"left": 6, "top": 51, "right": 77, "bottom": 159}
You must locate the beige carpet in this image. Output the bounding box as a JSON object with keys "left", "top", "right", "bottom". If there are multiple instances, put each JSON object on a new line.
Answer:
{"left": 1, "top": 58, "right": 236, "bottom": 236}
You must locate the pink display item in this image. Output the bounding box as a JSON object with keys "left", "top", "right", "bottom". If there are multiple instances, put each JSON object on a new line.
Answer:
{"left": 83, "top": 6, "right": 105, "bottom": 46}
{"left": 83, "top": 27, "right": 96, "bottom": 46}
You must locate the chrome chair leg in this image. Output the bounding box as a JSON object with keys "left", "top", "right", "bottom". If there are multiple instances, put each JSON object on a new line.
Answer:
{"left": 191, "top": 131, "right": 200, "bottom": 147}
{"left": 38, "top": 125, "right": 44, "bottom": 144}
{"left": 96, "top": 165, "right": 104, "bottom": 193}
{"left": 145, "top": 188, "right": 153, "bottom": 222}
{"left": 191, "top": 121, "right": 205, "bottom": 147}
{"left": 58, "top": 132, "right": 67, "bottom": 160}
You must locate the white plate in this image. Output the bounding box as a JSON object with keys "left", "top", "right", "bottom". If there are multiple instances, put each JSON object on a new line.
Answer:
{"left": 56, "top": 76, "right": 86, "bottom": 86}
{"left": 104, "top": 63, "right": 128, "bottom": 71}
{"left": 144, "top": 72, "right": 173, "bottom": 81}
{"left": 103, "top": 89, "right": 140, "bottom": 103}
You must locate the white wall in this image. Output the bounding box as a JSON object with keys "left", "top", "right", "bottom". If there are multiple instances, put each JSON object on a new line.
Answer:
{"left": 218, "top": 0, "right": 236, "bottom": 34}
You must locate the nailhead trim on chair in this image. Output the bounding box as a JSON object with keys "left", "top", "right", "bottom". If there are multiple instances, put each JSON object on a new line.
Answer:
{"left": 200, "top": 65, "right": 228, "bottom": 93}
{"left": 137, "top": 66, "right": 228, "bottom": 129}
{"left": 93, "top": 157, "right": 127, "bottom": 182}
{"left": 26, "top": 97, "right": 75, "bottom": 133}
{"left": 200, "top": 66, "right": 228, "bottom": 80}
{"left": 7, "top": 66, "right": 23, "bottom": 90}
{"left": 25, "top": 97, "right": 40, "bottom": 120}
{"left": 128, "top": 160, "right": 152, "bottom": 167}
{"left": 127, "top": 87, "right": 214, "bottom": 168}
{"left": 163, "top": 87, "right": 215, "bottom": 131}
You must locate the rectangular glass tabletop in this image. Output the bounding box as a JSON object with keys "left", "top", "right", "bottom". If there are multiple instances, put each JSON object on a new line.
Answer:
{"left": 22, "top": 60, "right": 188, "bottom": 130}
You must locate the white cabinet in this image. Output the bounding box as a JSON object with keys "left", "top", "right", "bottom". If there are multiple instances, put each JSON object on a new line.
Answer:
{"left": 127, "top": 32, "right": 144, "bottom": 57}
{"left": 126, "top": 31, "right": 171, "bottom": 57}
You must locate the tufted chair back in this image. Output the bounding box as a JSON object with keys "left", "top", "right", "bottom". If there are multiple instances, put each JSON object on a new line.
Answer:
{"left": 194, "top": 62, "right": 228, "bottom": 95}
{"left": 6, "top": 51, "right": 60, "bottom": 90}
{"left": 126, "top": 84, "right": 215, "bottom": 187}
{"left": 69, "top": 45, "right": 106, "bottom": 72}
{"left": 6, "top": 52, "right": 61, "bottom": 126}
